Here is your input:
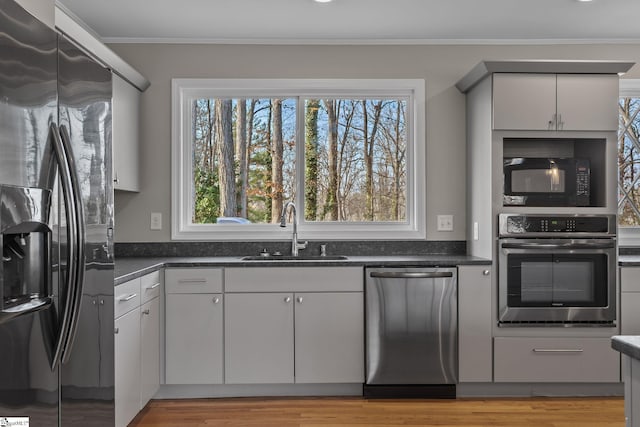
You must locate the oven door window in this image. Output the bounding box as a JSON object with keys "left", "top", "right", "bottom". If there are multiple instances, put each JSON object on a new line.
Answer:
{"left": 507, "top": 254, "right": 608, "bottom": 307}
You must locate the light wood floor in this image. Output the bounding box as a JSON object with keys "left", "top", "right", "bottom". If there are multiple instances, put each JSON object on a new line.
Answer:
{"left": 129, "top": 396, "right": 625, "bottom": 427}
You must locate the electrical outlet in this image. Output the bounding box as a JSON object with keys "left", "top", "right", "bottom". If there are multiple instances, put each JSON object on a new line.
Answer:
{"left": 150, "top": 212, "right": 162, "bottom": 230}
{"left": 437, "top": 215, "right": 453, "bottom": 232}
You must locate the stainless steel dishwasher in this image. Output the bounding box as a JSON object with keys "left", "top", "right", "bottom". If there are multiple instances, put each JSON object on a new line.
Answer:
{"left": 364, "top": 267, "right": 457, "bottom": 398}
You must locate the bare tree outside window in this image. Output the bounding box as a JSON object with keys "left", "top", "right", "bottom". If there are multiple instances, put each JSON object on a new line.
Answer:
{"left": 619, "top": 97, "right": 640, "bottom": 226}
{"left": 190, "top": 96, "right": 407, "bottom": 225}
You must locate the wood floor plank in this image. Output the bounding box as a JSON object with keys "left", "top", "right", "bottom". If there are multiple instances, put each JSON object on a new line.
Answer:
{"left": 129, "top": 396, "right": 624, "bottom": 427}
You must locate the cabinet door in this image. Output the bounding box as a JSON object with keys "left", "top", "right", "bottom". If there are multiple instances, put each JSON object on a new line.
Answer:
{"left": 294, "top": 292, "right": 364, "bottom": 383}
{"left": 622, "top": 293, "right": 640, "bottom": 335}
{"left": 493, "top": 73, "right": 557, "bottom": 130}
{"left": 556, "top": 74, "right": 619, "bottom": 131}
{"left": 140, "top": 297, "right": 160, "bottom": 408}
{"left": 112, "top": 73, "right": 140, "bottom": 191}
{"left": 621, "top": 267, "right": 640, "bottom": 335}
{"left": 225, "top": 293, "right": 294, "bottom": 384}
{"left": 458, "top": 265, "right": 493, "bottom": 382}
{"left": 115, "top": 307, "right": 141, "bottom": 427}
{"left": 165, "top": 294, "right": 223, "bottom": 384}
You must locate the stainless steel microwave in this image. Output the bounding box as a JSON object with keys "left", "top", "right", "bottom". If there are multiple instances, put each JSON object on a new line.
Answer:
{"left": 503, "top": 157, "right": 590, "bottom": 207}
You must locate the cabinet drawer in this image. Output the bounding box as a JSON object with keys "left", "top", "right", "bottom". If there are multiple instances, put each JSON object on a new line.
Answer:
{"left": 114, "top": 278, "right": 141, "bottom": 318}
{"left": 140, "top": 270, "right": 162, "bottom": 303}
{"left": 165, "top": 268, "right": 223, "bottom": 294}
{"left": 225, "top": 267, "right": 362, "bottom": 292}
{"left": 494, "top": 337, "right": 620, "bottom": 383}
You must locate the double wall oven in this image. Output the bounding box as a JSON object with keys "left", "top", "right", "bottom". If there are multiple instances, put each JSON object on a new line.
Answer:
{"left": 498, "top": 214, "right": 616, "bottom": 326}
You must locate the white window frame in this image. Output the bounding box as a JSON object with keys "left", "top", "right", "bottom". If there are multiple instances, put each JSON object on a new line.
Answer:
{"left": 171, "top": 78, "right": 426, "bottom": 241}
{"left": 618, "top": 79, "right": 640, "bottom": 247}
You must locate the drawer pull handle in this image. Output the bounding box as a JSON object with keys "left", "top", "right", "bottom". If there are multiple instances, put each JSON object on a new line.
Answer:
{"left": 532, "top": 349, "right": 584, "bottom": 354}
{"left": 119, "top": 293, "right": 137, "bottom": 302}
{"left": 145, "top": 283, "right": 160, "bottom": 290}
{"left": 178, "top": 278, "right": 207, "bottom": 284}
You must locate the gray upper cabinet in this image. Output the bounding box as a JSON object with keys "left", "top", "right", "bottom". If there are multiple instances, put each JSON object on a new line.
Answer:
{"left": 493, "top": 73, "right": 619, "bottom": 131}
{"left": 112, "top": 74, "right": 141, "bottom": 192}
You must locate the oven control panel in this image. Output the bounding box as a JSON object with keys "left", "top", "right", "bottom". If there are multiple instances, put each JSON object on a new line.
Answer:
{"left": 499, "top": 214, "right": 614, "bottom": 236}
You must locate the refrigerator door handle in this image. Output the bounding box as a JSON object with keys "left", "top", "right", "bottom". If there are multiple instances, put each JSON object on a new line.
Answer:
{"left": 49, "top": 122, "right": 78, "bottom": 371}
{"left": 57, "top": 124, "right": 86, "bottom": 365}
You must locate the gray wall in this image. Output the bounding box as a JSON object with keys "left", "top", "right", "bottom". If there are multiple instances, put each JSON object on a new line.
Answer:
{"left": 109, "top": 42, "right": 640, "bottom": 243}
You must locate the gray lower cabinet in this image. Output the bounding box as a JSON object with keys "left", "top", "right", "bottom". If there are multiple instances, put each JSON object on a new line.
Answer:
{"left": 494, "top": 337, "right": 620, "bottom": 383}
{"left": 115, "top": 305, "right": 140, "bottom": 427}
{"left": 224, "top": 267, "right": 364, "bottom": 385}
{"left": 140, "top": 297, "right": 160, "bottom": 404}
{"left": 457, "top": 265, "right": 492, "bottom": 382}
{"left": 224, "top": 293, "right": 295, "bottom": 384}
{"left": 115, "top": 271, "right": 162, "bottom": 427}
{"left": 621, "top": 267, "right": 640, "bottom": 335}
{"left": 294, "top": 292, "right": 364, "bottom": 383}
{"left": 165, "top": 268, "right": 224, "bottom": 384}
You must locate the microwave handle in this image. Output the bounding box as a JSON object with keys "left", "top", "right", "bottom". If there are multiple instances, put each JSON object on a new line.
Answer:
{"left": 501, "top": 241, "right": 615, "bottom": 250}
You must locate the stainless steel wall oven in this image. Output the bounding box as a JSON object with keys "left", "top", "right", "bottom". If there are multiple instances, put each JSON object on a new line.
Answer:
{"left": 498, "top": 214, "right": 616, "bottom": 326}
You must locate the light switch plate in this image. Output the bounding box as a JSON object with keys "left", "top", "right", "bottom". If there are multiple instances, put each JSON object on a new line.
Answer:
{"left": 437, "top": 215, "right": 453, "bottom": 232}
{"left": 150, "top": 212, "right": 162, "bottom": 230}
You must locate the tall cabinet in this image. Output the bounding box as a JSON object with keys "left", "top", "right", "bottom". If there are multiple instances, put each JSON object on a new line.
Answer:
{"left": 456, "top": 60, "right": 633, "bottom": 388}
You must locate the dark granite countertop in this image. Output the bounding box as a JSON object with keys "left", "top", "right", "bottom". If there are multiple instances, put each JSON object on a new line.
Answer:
{"left": 612, "top": 335, "right": 640, "bottom": 360}
{"left": 114, "top": 255, "right": 491, "bottom": 285}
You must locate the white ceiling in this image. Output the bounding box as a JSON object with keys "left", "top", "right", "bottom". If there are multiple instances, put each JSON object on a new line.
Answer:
{"left": 57, "top": 0, "right": 640, "bottom": 44}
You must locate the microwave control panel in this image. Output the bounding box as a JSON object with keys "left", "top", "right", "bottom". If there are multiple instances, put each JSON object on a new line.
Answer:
{"left": 500, "top": 214, "right": 613, "bottom": 236}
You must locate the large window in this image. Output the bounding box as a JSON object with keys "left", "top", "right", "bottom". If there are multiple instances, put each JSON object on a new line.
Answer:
{"left": 172, "top": 79, "right": 425, "bottom": 241}
{"left": 619, "top": 80, "right": 640, "bottom": 245}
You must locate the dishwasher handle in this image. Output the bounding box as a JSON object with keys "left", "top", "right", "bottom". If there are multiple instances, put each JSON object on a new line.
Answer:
{"left": 369, "top": 271, "right": 454, "bottom": 279}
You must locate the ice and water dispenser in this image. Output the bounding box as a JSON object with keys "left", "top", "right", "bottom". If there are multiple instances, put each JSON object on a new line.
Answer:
{"left": 0, "top": 184, "right": 52, "bottom": 323}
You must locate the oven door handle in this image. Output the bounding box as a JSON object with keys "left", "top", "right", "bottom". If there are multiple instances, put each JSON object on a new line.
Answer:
{"left": 500, "top": 242, "right": 615, "bottom": 250}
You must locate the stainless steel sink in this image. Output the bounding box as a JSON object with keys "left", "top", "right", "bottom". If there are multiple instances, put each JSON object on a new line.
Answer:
{"left": 241, "top": 255, "right": 349, "bottom": 261}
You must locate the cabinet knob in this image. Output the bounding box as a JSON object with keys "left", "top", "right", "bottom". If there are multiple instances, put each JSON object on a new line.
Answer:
{"left": 296, "top": 296, "right": 303, "bottom": 304}
{"left": 284, "top": 296, "right": 292, "bottom": 303}
{"left": 483, "top": 270, "right": 490, "bottom": 276}
{"left": 114, "top": 327, "right": 119, "bottom": 334}
{"left": 213, "top": 297, "right": 221, "bottom": 304}
{"left": 142, "top": 309, "right": 150, "bottom": 315}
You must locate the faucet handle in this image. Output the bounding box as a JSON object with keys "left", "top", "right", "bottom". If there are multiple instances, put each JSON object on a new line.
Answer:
{"left": 297, "top": 240, "right": 308, "bottom": 251}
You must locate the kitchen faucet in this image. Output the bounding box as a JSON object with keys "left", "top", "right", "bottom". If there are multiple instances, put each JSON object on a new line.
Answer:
{"left": 279, "top": 201, "right": 308, "bottom": 256}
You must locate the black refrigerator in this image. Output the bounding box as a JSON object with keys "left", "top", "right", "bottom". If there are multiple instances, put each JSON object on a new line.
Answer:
{"left": 0, "top": 0, "right": 115, "bottom": 425}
